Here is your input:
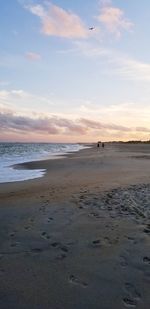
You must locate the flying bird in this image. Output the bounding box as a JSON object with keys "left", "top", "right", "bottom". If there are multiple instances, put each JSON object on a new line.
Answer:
{"left": 89, "top": 27, "right": 95, "bottom": 31}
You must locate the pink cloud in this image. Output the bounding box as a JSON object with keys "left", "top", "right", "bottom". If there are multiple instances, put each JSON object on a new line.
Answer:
{"left": 1, "top": 110, "right": 150, "bottom": 141}
{"left": 0, "top": 111, "right": 135, "bottom": 137}
{"left": 80, "top": 118, "right": 131, "bottom": 132}
{"left": 26, "top": 52, "right": 41, "bottom": 61}
{"left": 0, "top": 112, "right": 87, "bottom": 136}
{"left": 26, "top": 3, "right": 88, "bottom": 39}
{"left": 98, "top": 4, "right": 133, "bottom": 38}
{"left": 136, "top": 127, "right": 150, "bottom": 133}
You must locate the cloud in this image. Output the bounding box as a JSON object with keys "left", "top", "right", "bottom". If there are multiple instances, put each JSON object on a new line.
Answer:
{"left": 0, "top": 112, "right": 59, "bottom": 134}
{"left": 0, "top": 80, "right": 10, "bottom": 86}
{"left": 114, "top": 57, "right": 150, "bottom": 81}
{"left": 0, "top": 89, "right": 53, "bottom": 109}
{"left": 25, "top": 52, "right": 41, "bottom": 61}
{"left": 74, "top": 41, "right": 150, "bottom": 82}
{"left": 80, "top": 118, "right": 131, "bottom": 132}
{"left": 136, "top": 127, "right": 150, "bottom": 133}
{"left": 97, "top": 2, "right": 133, "bottom": 38}
{"left": 1, "top": 107, "right": 149, "bottom": 138}
{"left": 50, "top": 117, "right": 87, "bottom": 134}
{"left": 1, "top": 87, "right": 150, "bottom": 141}
{"left": 25, "top": 2, "right": 88, "bottom": 39}
{"left": 1, "top": 103, "right": 150, "bottom": 141}
{"left": 79, "top": 100, "right": 150, "bottom": 122}
{"left": 0, "top": 111, "right": 88, "bottom": 136}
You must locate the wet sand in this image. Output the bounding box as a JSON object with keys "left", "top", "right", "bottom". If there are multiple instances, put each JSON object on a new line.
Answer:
{"left": 0, "top": 143, "right": 150, "bottom": 309}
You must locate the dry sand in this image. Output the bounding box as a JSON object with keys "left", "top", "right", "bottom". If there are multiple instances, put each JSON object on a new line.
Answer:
{"left": 0, "top": 143, "right": 150, "bottom": 309}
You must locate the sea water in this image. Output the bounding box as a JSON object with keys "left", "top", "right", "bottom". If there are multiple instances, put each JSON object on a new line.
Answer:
{"left": 0, "top": 143, "right": 87, "bottom": 183}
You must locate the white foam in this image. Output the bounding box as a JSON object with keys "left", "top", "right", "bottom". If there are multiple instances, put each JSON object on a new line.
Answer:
{"left": 0, "top": 143, "right": 89, "bottom": 183}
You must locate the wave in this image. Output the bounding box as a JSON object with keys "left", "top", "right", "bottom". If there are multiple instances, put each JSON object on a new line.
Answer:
{"left": 0, "top": 143, "right": 89, "bottom": 183}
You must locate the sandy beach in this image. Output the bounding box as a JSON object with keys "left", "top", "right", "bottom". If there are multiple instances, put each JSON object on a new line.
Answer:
{"left": 0, "top": 143, "right": 150, "bottom": 309}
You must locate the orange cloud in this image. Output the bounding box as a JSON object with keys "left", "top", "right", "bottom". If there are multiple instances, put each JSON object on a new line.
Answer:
{"left": 26, "top": 3, "right": 88, "bottom": 39}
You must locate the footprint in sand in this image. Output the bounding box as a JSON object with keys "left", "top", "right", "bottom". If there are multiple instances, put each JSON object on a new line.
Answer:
{"left": 48, "top": 217, "right": 54, "bottom": 223}
{"left": 92, "top": 239, "right": 101, "bottom": 246}
{"left": 69, "top": 275, "right": 88, "bottom": 288}
{"left": 123, "top": 297, "right": 137, "bottom": 308}
{"left": 41, "top": 231, "right": 50, "bottom": 240}
{"left": 90, "top": 239, "right": 104, "bottom": 249}
{"left": 88, "top": 212, "right": 101, "bottom": 219}
{"left": 51, "top": 242, "right": 69, "bottom": 253}
{"left": 124, "top": 282, "right": 141, "bottom": 300}
{"left": 30, "top": 218, "right": 34, "bottom": 223}
{"left": 39, "top": 205, "right": 46, "bottom": 212}
{"left": 123, "top": 282, "right": 141, "bottom": 308}
{"left": 24, "top": 218, "right": 34, "bottom": 230}
{"left": 120, "top": 255, "right": 128, "bottom": 268}
{"left": 143, "top": 224, "right": 150, "bottom": 235}
{"left": 56, "top": 253, "right": 67, "bottom": 260}
{"left": 79, "top": 195, "right": 85, "bottom": 200}
{"left": 78, "top": 205, "right": 84, "bottom": 209}
{"left": 104, "top": 236, "right": 117, "bottom": 245}
{"left": 51, "top": 242, "right": 60, "bottom": 248}
{"left": 126, "top": 236, "right": 135, "bottom": 242}
{"left": 9, "top": 232, "right": 15, "bottom": 237}
{"left": 60, "top": 245, "right": 68, "bottom": 253}
{"left": 143, "top": 256, "right": 150, "bottom": 264}
{"left": 24, "top": 226, "right": 31, "bottom": 230}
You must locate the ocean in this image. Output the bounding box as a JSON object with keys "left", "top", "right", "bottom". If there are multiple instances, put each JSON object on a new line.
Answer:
{"left": 0, "top": 143, "right": 88, "bottom": 183}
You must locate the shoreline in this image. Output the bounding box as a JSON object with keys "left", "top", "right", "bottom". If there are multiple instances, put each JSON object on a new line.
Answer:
{"left": 1, "top": 142, "right": 150, "bottom": 197}
{"left": 0, "top": 143, "right": 150, "bottom": 308}
{"left": 0, "top": 142, "right": 91, "bottom": 185}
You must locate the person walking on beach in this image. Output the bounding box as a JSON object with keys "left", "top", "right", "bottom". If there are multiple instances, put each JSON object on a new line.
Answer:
{"left": 97, "top": 141, "right": 101, "bottom": 148}
{"left": 102, "top": 142, "right": 105, "bottom": 148}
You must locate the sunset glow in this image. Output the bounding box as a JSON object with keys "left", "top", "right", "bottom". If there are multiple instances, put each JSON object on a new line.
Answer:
{"left": 1, "top": 0, "right": 150, "bottom": 142}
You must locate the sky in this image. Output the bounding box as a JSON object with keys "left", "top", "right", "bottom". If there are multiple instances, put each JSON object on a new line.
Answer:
{"left": 1, "top": 0, "right": 150, "bottom": 142}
